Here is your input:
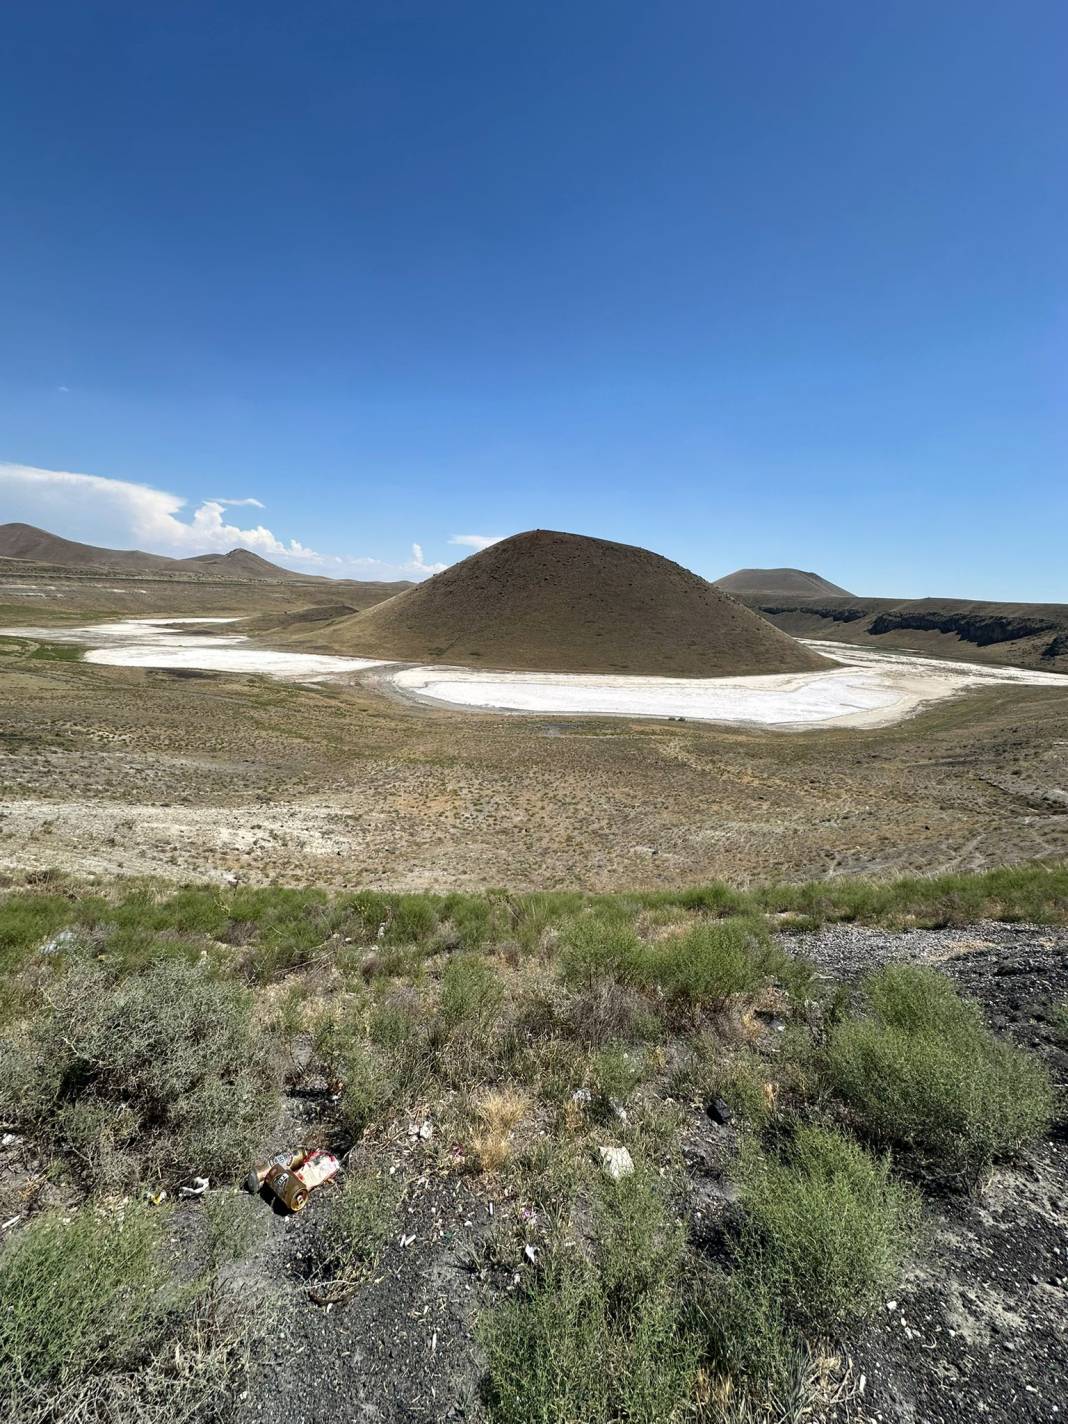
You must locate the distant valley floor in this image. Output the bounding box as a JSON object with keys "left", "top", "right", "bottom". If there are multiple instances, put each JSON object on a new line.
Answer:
{"left": 1, "top": 621, "right": 1067, "bottom": 890}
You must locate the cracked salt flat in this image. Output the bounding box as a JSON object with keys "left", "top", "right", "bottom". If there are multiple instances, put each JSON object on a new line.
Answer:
{"left": 1, "top": 617, "right": 385, "bottom": 681}
{"left": 2, "top": 619, "right": 1064, "bottom": 726}
{"left": 388, "top": 640, "right": 1068, "bottom": 730}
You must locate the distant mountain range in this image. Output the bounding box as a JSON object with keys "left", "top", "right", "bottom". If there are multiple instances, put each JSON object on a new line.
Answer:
{"left": 0, "top": 522, "right": 318, "bottom": 580}
{"left": 715, "top": 567, "right": 854, "bottom": 598}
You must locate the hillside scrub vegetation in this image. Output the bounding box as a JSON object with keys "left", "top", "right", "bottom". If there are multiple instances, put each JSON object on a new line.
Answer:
{"left": 0, "top": 865, "right": 1062, "bottom": 1421}
{"left": 825, "top": 965, "right": 1054, "bottom": 1181}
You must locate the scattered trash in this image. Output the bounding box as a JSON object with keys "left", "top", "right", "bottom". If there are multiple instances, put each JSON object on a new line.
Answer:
{"left": 523, "top": 1243, "right": 538, "bottom": 1264}
{"left": 148, "top": 1189, "right": 168, "bottom": 1206}
{"left": 246, "top": 1150, "right": 297, "bottom": 1195}
{"left": 253, "top": 1147, "right": 340, "bottom": 1213}
{"left": 40, "top": 928, "right": 76, "bottom": 955}
{"left": 570, "top": 1088, "right": 592, "bottom": 1105}
{"left": 2, "top": 1215, "right": 21, "bottom": 1231}
{"left": 266, "top": 1163, "right": 309, "bottom": 1212}
{"left": 179, "top": 1176, "right": 210, "bottom": 1198}
{"left": 297, "top": 1149, "right": 341, "bottom": 1190}
{"left": 399, "top": 1232, "right": 416, "bottom": 1248}
{"left": 598, "top": 1145, "right": 635, "bottom": 1181}
{"left": 1, "top": 1133, "right": 21, "bottom": 1149}
{"left": 408, "top": 1120, "right": 433, "bottom": 1141}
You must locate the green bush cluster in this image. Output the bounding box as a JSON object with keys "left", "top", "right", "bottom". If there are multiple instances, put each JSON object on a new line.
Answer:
{"left": 826, "top": 965, "right": 1054, "bottom": 1180}
{"left": 307, "top": 1166, "right": 402, "bottom": 1302}
{"left": 482, "top": 1171, "right": 697, "bottom": 1424}
{"left": 561, "top": 913, "right": 804, "bottom": 1009}
{"left": 0, "top": 958, "right": 282, "bottom": 1190}
{"left": 0, "top": 1201, "right": 251, "bottom": 1423}
{"left": 735, "top": 1125, "right": 918, "bottom": 1333}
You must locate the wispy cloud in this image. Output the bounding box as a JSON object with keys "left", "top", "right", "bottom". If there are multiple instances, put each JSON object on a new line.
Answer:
{"left": 0, "top": 462, "right": 444, "bottom": 581}
{"left": 449, "top": 533, "right": 505, "bottom": 550}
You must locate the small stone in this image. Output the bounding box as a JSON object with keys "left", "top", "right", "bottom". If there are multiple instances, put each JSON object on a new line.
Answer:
{"left": 598, "top": 1146, "right": 635, "bottom": 1181}
{"left": 707, "top": 1097, "right": 733, "bottom": 1126}
{"left": 886, "top": 1300, "right": 898, "bottom": 1311}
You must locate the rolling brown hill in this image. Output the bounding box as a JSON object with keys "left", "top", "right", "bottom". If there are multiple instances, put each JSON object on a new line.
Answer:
{"left": 715, "top": 567, "right": 854, "bottom": 598}
{"left": 0, "top": 522, "right": 314, "bottom": 579}
{"left": 299, "top": 529, "right": 835, "bottom": 676}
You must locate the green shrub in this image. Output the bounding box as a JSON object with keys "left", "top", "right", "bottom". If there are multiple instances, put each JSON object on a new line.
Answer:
{"left": 736, "top": 1124, "right": 918, "bottom": 1333}
{"left": 587, "top": 1043, "right": 645, "bottom": 1108}
{"left": 482, "top": 1171, "right": 696, "bottom": 1424}
{"left": 0, "top": 1202, "right": 255, "bottom": 1422}
{"left": 707, "top": 1051, "right": 779, "bottom": 1128}
{"left": 337, "top": 1043, "right": 397, "bottom": 1140}
{"left": 826, "top": 965, "right": 1054, "bottom": 1181}
{"left": 386, "top": 894, "right": 440, "bottom": 944}
{"left": 0, "top": 1204, "right": 177, "bottom": 1402}
{"left": 0, "top": 958, "right": 281, "bottom": 1190}
{"left": 561, "top": 913, "right": 806, "bottom": 1011}
{"left": 693, "top": 1265, "right": 806, "bottom": 1409}
{"left": 440, "top": 953, "right": 503, "bottom": 1029}
{"left": 307, "top": 1166, "right": 402, "bottom": 1301}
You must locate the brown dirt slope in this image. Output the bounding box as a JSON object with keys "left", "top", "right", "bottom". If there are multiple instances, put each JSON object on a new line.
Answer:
{"left": 715, "top": 566, "right": 854, "bottom": 597}
{"left": 0, "top": 522, "right": 314, "bottom": 579}
{"left": 301, "top": 529, "right": 834, "bottom": 676}
{"left": 749, "top": 595, "right": 1068, "bottom": 674}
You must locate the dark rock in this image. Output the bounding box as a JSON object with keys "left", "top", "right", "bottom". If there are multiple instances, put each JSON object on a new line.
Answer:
{"left": 706, "top": 1097, "right": 733, "bottom": 1126}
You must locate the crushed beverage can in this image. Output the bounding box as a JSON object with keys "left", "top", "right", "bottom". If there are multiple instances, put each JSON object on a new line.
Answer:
{"left": 245, "top": 1150, "right": 295, "bottom": 1196}
{"left": 265, "top": 1163, "right": 310, "bottom": 1212}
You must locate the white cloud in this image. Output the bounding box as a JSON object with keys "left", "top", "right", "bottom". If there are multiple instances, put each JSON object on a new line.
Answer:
{"left": 0, "top": 462, "right": 444, "bottom": 581}
{"left": 449, "top": 533, "right": 505, "bottom": 550}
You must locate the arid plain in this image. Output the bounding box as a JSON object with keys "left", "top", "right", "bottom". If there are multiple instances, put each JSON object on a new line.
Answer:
{"left": 3, "top": 574, "right": 1067, "bottom": 891}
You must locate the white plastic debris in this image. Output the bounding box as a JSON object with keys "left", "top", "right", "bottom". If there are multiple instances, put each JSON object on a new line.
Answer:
{"left": 179, "top": 1176, "right": 210, "bottom": 1198}
{"left": 598, "top": 1146, "right": 635, "bottom": 1181}
{"left": 40, "top": 929, "right": 76, "bottom": 955}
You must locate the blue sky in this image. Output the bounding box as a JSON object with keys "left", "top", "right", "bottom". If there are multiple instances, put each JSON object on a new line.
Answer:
{"left": 1, "top": 2, "right": 1065, "bottom": 596}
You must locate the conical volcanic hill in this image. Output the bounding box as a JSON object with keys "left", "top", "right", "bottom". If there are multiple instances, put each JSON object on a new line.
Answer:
{"left": 715, "top": 567, "right": 853, "bottom": 598}
{"left": 309, "top": 530, "right": 835, "bottom": 677}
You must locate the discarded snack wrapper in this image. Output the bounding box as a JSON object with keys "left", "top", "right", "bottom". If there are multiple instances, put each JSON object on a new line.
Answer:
{"left": 295, "top": 1149, "right": 340, "bottom": 1191}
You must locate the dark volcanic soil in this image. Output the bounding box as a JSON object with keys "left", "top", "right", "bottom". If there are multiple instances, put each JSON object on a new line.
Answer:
{"left": 225, "top": 924, "right": 1068, "bottom": 1424}
{"left": 796, "top": 923, "right": 1068, "bottom": 1424}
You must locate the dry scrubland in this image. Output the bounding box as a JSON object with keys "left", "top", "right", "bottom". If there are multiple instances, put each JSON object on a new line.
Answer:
{"left": 0, "top": 867, "right": 1065, "bottom": 1422}
{"left": 2, "top": 625, "right": 1068, "bottom": 888}
{"left": 2, "top": 564, "right": 1067, "bottom": 1420}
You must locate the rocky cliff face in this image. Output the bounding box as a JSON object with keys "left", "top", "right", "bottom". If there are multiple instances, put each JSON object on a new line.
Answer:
{"left": 867, "top": 609, "right": 1057, "bottom": 648}
{"left": 739, "top": 596, "right": 1068, "bottom": 674}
